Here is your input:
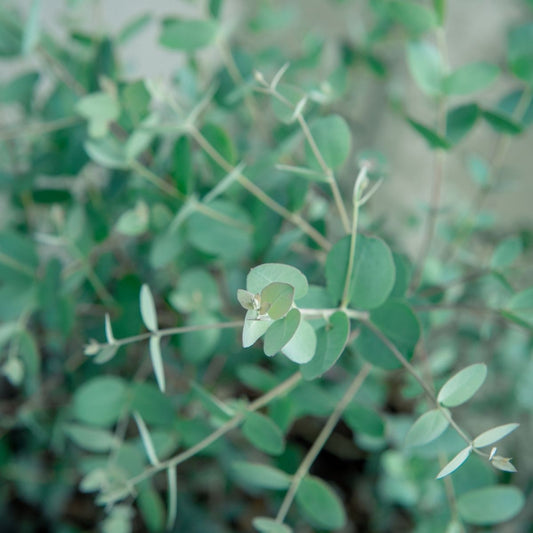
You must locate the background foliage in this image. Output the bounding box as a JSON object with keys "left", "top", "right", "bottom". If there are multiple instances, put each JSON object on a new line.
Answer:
{"left": 1, "top": 0, "right": 532, "bottom": 532}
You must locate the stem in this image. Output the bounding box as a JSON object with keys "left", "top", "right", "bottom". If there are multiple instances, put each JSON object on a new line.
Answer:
{"left": 299, "top": 308, "right": 369, "bottom": 321}
{"left": 189, "top": 126, "right": 331, "bottom": 250}
{"left": 88, "top": 321, "right": 243, "bottom": 351}
{"left": 130, "top": 161, "right": 184, "bottom": 200}
{"left": 0, "top": 116, "right": 81, "bottom": 141}
{"left": 362, "top": 319, "right": 476, "bottom": 448}
{"left": 297, "top": 115, "right": 350, "bottom": 233}
{"left": 275, "top": 364, "right": 371, "bottom": 524}
{"left": 126, "top": 371, "right": 303, "bottom": 487}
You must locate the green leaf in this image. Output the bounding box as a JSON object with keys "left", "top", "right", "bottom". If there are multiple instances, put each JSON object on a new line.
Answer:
{"left": 260, "top": 282, "right": 294, "bottom": 320}
{"left": 242, "top": 310, "right": 272, "bottom": 348}
{"left": 305, "top": 115, "right": 352, "bottom": 170}
{"left": 404, "top": 408, "right": 450, "bottom": 447}
{"left": 281, "top": 319, "right": 317, "bottom": 364}
{"left": 191, "top": 382, "right": 234, "bottom": 420}
{"left": 390, "top": 253, "right": 413, "bottom": 298}
{"left": 482, "top": 109, "right": 523, "bottom": 135}
{"left": 187, "top": 200, "right": 252, "bottom": 261}
{"left": 325, "top": 234, "right": 395, "bottom": 309}
{"left": 263, "top": 308, "right": 301, "bottom": 357}
{"left": 115, "top": 201, "right": 149, "bottom": 236}
{"left": 472, "top": 423, "right": 520, "bottom": 448}
{"left": 133, "top": 412, "right": 159, "bottom": 465}
{"left": 407, "top": 117, "right": 451, "bottom": 149}
{"left": 118, "top": 13, "right": 151, "bottom": 44}
{"left": 436, "top": 446, "right": 472, "bottom": 479}
{"left": 271, "top": 83, "right": 305, "bottom": 124}
{"left": 64, "top": 423, "right": 118, "bottom": 452}
{"left": 507, "top": 23, "right": 533, "bottom": 84}
{"left": 242, "top": 412, "right": 285, "bottom": 455}
{"left": 437, "top": 363, "right": 487, "bottom": 407}
{"left": 433, "top": 0, "right": 446, "bottom": 26}
{"left": 22, "top": 0, "right": 42, "bottom": 54}
{"left": 457, "top": 485, "right": 525, "bottom": 525}
{"left": 231, "top": 461, "right": 291, "bottom": 490}
{"left": 131, "top": 383, "right": 175, "bottom": 426}
{"left": 343, "top": 403, "right": 385, "bottom": 438}
{"left": 72, "top": 376, "right": 128, "bottom": 427}
{"left": 443, "top": 63, "right": 499, "bottom": 95}
{"left": 446, "top": 104, "right": 479, "bottom": 145}
{"left": 502, "top": 287, "right": 533, "bottom": 328}
{"left": 387, "top": 1, "right": 437, "bottom": 35}
{"left": 253, "top": 517, "right": 293, "bottom": 533}
{"left": 301, "top": 311, "right": 349, "bottom": 380}
{"left": 354, "top": 300, "right": 420, "bottom": 369}
{"left": 140, "top": 284, "right": 158, "bottom": 332}
{"left": 407, "top": 41, "right": 443, "bottom": 96}
{"left": 76, "top": 92, "right": 120, "bottom": 138}
{"left": 84, "top": 138, "right": 128, "bottom": 169}
{"left": 490, "top": 237, "right": 523, "bottom": 270}
{"left": 247, "top": 263, "right": 308, "bottom": 300}
{"left": 169, "top": 268, "right": 221, "bottom": 313}
{"left": 138, "top": 485, "right": 165, "bottom": 532}
{"left": 181, "top": 311, "right": 220, "bottom": 363}
{"left": 159, "top": 18, "right": 218, "bottom": 51}
{"left": 149, "top": 335, "right": 165, "bottom": 393}
{"left": 296, "top": 475, "right": 346, "bottom": 530}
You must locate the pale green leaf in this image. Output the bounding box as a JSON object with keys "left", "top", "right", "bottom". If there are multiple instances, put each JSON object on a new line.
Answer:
{"left": 242, "top": 310, "right": 272, "bottom": 348}
{"left": 457, "top": 485, "right": 525, "bottom": 525}
{"left": 260, "top": 282, "right": 294, "bottom": 320}
{"left": 133, "top": 411, "right": 160, "bottom": 465}
{"left": 264, "top": 308, "right": 301, "bottom": 357}
{"left": 253, "top": 517, "right": 293, "bottom": 533}
{"left": 140, "top": 284, "right": 158, "bottom": 332}
{"left": 242, "top": 412, "right": 285, "bottom": 455}
{"left": 149, "top": 335, "right": 165, "bottom": 393}
{"left": 437, "top": 363, "right": 487, "bottom": 407}
{"left": 296, "top": 475, "right": 346, "bottom": 530}
{"left": 281, "top": 319, "right": 317, "bottom": 364}
{"left": 405, "top": 408, "right": 450, "bottom": 447}
{"left": 436, "top": 446, "right": 472, "bottom": 479}
{"left": 231, "top": 461, "right": 291, "bottom": 489}
{"left": 247, "top": 263, "right": 308, "bottom": 300}
{"left": 472, "top": 423, "right": 520, "bottom": 448}
{"left": 407, "top": 41, "right": 443, "bottom": 96}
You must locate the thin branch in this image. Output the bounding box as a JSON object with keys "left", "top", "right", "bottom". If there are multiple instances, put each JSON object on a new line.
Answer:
{"left": 275, "top": 364, "right": 372, "bottom": 524}
{"left": 125, "top": 371, "right": 303, "bottom": 488}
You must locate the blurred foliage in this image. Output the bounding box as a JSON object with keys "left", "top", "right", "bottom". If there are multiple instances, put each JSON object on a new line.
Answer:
{"left": 1, "top": 0, "right": 533, "bottom": 532}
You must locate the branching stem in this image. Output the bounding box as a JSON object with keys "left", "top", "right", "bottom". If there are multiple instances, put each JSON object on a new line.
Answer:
{"left": 275, "top": 363, "right": 372, "bottom": 524}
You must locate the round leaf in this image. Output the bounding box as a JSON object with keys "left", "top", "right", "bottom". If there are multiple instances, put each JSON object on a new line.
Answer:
{"left": 354, "top": 300, "right": 420, "bottom": 369}
{"left": 72, "top": 376, "right": 128, "bottom": 427}
{"left": 457, "top": 485, "right": 525, "bottom": 525}
{"left": 281, "top": 319, "right": 317, "bottom": 364}
{"left": 325, "top": 234, "right": 395, "bottom": 309}
{"left": 305, "top": 115, "right": 351, "bottom": 169}
{"left": 247, "top": 263, "right": 308, "bottom": 300}
{"left": 407, "top": 40, "right": 443, "bottom": 96}
{"left": 296, "top": 476, "right": 346, "bottom": 530}
{"left": 263, "top": 308, "right": 301, "bottom": 357}
{"left": 301, "top": 311, "right": 349, "bottom": 380}
{"left": 437, "top": 363, "right": 487, "bottom": 407}
{"left": 260, "top": 282, "right": 294, "bottom": 320}
{"left": 242, "top": 310, "right": 273, "bottom": 348}
{"left": 242, "top": 412, "right": 285, "bottom": 455}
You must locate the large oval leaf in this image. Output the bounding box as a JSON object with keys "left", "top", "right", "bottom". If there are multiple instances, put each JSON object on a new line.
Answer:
{"left": 354, "top": 300, "right": 420, "bottom": 369}
{"left": 301, "top": 311, "right": 349, "bottom": 380}
{"left": 325, "top": 234, "right": 395, "bottom": 309}
{"left": 242, "top": 412, "right": 285, "bottom": 455}
{"left": 305, "top": 114, "right": 351, "bottom": 170}
{"left": 281, "top": 319, "right": 317, "bottom": 364}
{"left": 296, "top": 476, "right": 346, "bottom": 530}
{"left": 231, "top": 461, "right": 291, "bottom": 490}
{"left": 247, "top": 263, "right": 308, "bottom": 300}
{"left": 457, "top": 485, "right": 525, "bottom": 525}
{"left": 264, "top": 309, "right": 301, "bottom": 357}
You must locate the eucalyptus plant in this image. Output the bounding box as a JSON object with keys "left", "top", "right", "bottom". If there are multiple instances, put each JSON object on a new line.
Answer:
{"left": 1, "top": 1, "right": 532, "bottom": 532}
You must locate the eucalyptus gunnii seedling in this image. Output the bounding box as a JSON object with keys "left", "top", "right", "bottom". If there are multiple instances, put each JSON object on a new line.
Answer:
{"left": 2, "top": 1, "right": 532, "bottom": 531}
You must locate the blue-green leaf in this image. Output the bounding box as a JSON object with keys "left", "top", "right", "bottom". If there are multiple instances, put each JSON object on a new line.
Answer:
{"left": 437, "top": 363, "right": 487, "bottom": 407}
